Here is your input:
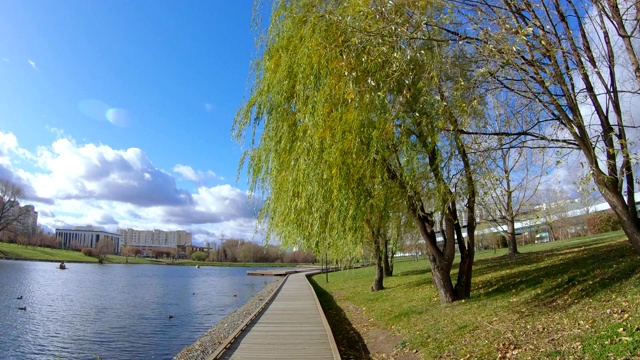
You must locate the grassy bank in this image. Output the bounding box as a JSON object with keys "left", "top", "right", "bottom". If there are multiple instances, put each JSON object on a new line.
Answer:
{"left": 0, "top": 242, "right": 295, "bottom": 267}
{"left": 0, "top": 242, "right": 107, "bottom": 263}
{"left": 312, "top": 231, "right": 640, "bottom": 359}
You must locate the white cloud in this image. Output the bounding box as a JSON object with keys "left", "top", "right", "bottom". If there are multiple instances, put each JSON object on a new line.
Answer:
{"left": 174, "top": 164, "right": 199, "bottom": 181}
{"left": 0, "top": 132, "right": 19, "bottom": 165}
{"left": 0, "top": 131, "right": 32, "bottom": 161}
{"left": 46, "top": 126, "right": 68, "bottom": 139}
{"left": 26, "top": 138, "right": 193, "bottom": 206}
{"left": 173, "top": 164, "right": 223, "bottom": 183}
{"left": 0, "top": 131, "right": 259, "bottom": 244}
{"left": 205, "top": 103, "right": 213, "bottom": 113}
{"left": 0, "top": 132, "right": 44, "bottom": 202}
{"left": 194, "top": 185, "right": 258, "bottom": 219}
{"left": 27, "top": 59, "right": 37, "bottom": 70}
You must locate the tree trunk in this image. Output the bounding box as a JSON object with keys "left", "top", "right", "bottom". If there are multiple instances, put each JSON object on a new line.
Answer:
{"left": 427, "top": 254, "right": 456, "bottom": 303}
{"left": 413, "top": 210, "right": 457, "bottom": 303}
{"left": 372, "top": 240, "right": 384, "bottom": 291}
{"left": 506, "top": 217, "right": 518, "bottom": 255}
{"left": 455, "top": 251, "right": 473, "bottom": 299}
{"left": 595, "top": 179, "right": 640, "bottom": 254}
{"left": 383, "top": 237, "right": 393, "bottom": 277}
{"left": 453, "top": 198, "right": 475, "bottom": 300}
{"left": 620, "top": 219, "right": 640, "bottom": 254}
{"left": 503, "top": 152, "right": 518, "bottom": 255}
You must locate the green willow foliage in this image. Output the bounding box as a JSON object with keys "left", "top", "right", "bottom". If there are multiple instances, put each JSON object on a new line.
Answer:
{"left": 235, "top": 0, "right": 480, "bottom": 270}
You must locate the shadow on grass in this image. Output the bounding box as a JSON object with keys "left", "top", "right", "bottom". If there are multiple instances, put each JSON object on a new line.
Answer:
{"left": 389, "top": 237, "right": 639, "bottom": 307}
{"left": 309, "top": 277, "right": 371, "bottom": 359}
{"left": 396, "top": 267, "right": 431, "bottom": 277}
{"left": 473, "top": 240, "right": 640, "bottom": 310}
{"left": 476, "top": 235, "right": 625, "bottom": 275}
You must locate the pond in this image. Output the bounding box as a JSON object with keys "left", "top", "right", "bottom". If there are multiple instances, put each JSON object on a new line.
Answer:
{"left": 0, "top": 260, "right": 278, "bottom": 359}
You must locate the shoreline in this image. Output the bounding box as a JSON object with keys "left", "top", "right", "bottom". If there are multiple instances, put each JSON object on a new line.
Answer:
{"left": 173, "top": 277, "right": 283, "bottom": 360}
{"left": 0, "top": 255, "right": 300, "bottom": 268}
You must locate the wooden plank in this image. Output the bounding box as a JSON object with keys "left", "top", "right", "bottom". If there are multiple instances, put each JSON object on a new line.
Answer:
{"left": 246, "top": 267, "right": 325, "bottom": 276}
{"left": 217, "top": 273, "right": 340, "bottom": 359}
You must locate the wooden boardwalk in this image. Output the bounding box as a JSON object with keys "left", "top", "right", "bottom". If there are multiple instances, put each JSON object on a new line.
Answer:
{"left": 246, "top": 266, "right": 340, "bottom": 277}
{"left": 246, "top": 268, "right": 315, "bottom": 276}
{"left": 216, "top": 272, "right": 340, "bottom": 359}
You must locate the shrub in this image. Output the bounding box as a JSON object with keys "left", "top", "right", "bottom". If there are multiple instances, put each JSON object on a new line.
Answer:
{"left": 152, "top": 249, "right": 168, "bottom": 258}
{"left": 81, "top": 248, "right": 96, "bottom": 257}
{"left": 587, "top": 210, "right": 622, "bottom": 235}
{"left": 191, "top": 251, "right": 208, "bottom": 262}
{"left": 499, "top": 235, "right": 508, "bottom": 248}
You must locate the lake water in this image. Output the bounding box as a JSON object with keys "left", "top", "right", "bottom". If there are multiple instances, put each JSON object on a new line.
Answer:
{"left": 0, "top": 260, "right": 278, "bottom": 359}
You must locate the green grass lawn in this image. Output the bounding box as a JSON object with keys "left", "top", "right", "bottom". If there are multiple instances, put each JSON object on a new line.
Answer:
{"left": 312, "top": 231, "right": 640, "bottom": 359}
{"left": 0, "top": 242, "right": 103, "bottom": 263}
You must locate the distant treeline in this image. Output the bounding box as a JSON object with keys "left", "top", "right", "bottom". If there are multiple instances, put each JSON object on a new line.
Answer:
{"left": 3, "top": 231, "right": 58, "bottom": 249}
{"left": 201, "top": 238, "right": 316, "bottom": 264}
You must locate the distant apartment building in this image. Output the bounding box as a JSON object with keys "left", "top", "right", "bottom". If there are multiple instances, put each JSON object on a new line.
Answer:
{"left": 0, "top": 201, "right": 38, "bottom": 239}
{"left": 55, "top": 226, "right": 122, "bottom": 253}
{"left": 117, "top": 228, "right": 192, "bottom": 256}
{"left": 18, "top": 205, "right": 38, "bottom": 237}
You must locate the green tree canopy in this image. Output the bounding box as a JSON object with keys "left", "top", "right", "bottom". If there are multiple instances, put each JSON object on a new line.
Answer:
{"left": 236, "top": 0, "right": 482, "bottom": 302}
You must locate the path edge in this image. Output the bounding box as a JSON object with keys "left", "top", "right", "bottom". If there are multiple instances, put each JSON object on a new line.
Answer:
{"left": 207, "top": 275, "right": 289, "bottom": 360}
{"left": 304, "top": 270, "right": 342, "bottom": 360}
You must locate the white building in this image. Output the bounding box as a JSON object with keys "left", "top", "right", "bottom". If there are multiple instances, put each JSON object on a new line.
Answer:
{"left": 117, "top": 228, "right": 192, "bottom": 256}
{"left": 55, "top": 227, "right": 122, "bottom": 253}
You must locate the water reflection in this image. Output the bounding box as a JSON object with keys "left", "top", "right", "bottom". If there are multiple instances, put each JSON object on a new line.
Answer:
{"left": 0, "top": 260, "right": 277, "bottom": 359}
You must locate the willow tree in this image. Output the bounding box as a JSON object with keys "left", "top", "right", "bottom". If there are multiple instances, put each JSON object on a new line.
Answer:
{"left": 234, "top": 0, "right": 400, "bottom": 292}
{"left": 236, "top": 0, "right": 482, "bottom": 302}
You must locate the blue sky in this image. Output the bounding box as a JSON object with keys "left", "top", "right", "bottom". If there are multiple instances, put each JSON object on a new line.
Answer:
{"left": 0, "top": 1, "right": 266, "bottom": 244}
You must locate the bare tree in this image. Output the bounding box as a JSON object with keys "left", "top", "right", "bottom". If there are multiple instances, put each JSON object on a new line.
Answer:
{"left": 533, "top": 187, "right": 577, "bottom": 241}
{"left": 0, "top": 180, "right": 26, "bottom": 239}
{"left": 443, "top": 0, "right": 640, "bottom": 253}
{"left": 121, "top": 246, "right": 139, "bottom": 263}
{"left": 574, "top": 169, "right": 600, "bottom": 236}
{"left": 41, "top": 232, "right": 59, "bottom": 249}
{"left": 399, "top": 227, "right": 424, "bottom": 261}
{"left": 283, "top": 250, "right": 316, "bottom": 263}
{"left": 478, "top": 95, "right": 550, "bottom": 255}
{"left": 95, "top": 238, "right": 114, "bottom": 264}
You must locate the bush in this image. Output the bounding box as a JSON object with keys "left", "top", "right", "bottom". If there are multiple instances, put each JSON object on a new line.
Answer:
{"left": 587, "top": 211, "right": 622, "bottom": 235}
{"left": 191, "top": 251, "right": 208, "bottom": 262}
{"left": 152, "top": 249, "right": 173, "bottom": 258}
{"left": 81, "top": 248, "right": 96, "bottom": 257}
{"left": 499, "top": 235, "right": 508, "bottom": 249}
